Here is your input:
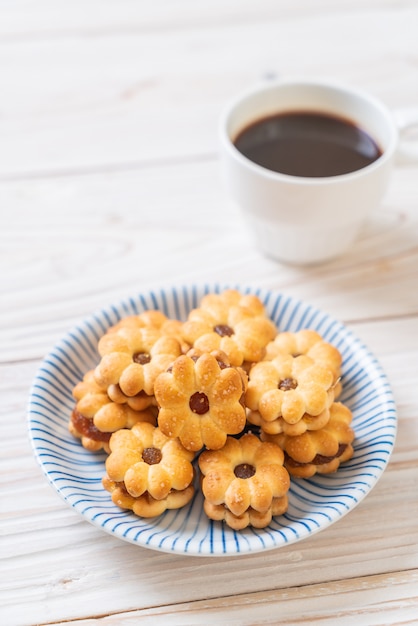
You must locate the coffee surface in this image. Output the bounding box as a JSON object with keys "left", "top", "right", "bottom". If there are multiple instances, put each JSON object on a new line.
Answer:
{"left": 233, "top": 111, "right": 382, "bottom": 177}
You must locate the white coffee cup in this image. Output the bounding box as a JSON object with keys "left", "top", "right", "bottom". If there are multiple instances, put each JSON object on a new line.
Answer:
{"left": 219, "top": 79, "right": 418, "bottom": 265}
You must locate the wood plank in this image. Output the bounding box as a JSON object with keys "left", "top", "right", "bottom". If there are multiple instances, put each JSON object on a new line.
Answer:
{"left": 49, "top": 570, "right": 418, "bottom": 625}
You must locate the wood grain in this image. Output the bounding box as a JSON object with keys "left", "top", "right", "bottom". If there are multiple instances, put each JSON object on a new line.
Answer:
{"left": 54, "top": 571, "right": 418, "bottom": 625}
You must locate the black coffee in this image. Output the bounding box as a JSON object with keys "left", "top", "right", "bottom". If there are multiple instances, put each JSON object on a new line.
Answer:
{"left": 233, "top": 111, "right": 382, "bottom": 177}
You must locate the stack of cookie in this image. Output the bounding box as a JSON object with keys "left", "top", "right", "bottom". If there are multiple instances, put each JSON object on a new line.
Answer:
{"left": 68, "top": 289, "right": 354, "bottom": 529}
{"left": 69, "top": 309, "right": 184, "bottom": 453}
{"left": 69, "top": 308, "right": 197, "bottom": 516}
{"left": 245, "top": 329, "right": 354, "bottom": 478}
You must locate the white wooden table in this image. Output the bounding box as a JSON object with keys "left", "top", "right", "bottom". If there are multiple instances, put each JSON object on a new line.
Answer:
{"left": 1, "top": 2, "right": 418, "bottom": 624}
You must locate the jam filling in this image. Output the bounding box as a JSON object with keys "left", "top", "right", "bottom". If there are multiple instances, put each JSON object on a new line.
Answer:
{"left": 214, "top": 324, "right": 234, "bottom": 337}
{"left": 285, "top": 443, "right": 348, "bottom": 467}
{"left": 189, "top": 391, "right": 210, "bottom": 414}
{"left": 133, "top": 352, "right": 151, "bottom": 365}
{"left": 234, "top": 463, "right": 256, "bottom": 479}
{"left": 71, "top": 409, "right": 111, "bottom": 443}
{"left": 142, "top": 447, "right": 162, "bottom": 465}
{"left": 278, "top": 377, "right": 298, "bottom": 391}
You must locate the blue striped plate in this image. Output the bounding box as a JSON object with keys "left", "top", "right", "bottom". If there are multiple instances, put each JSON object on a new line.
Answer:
{"left": 28, "top": 285, "right": 397, "bottom": 556}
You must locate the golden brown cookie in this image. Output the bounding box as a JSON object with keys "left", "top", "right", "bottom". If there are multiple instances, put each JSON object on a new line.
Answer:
{"left": 154, "top": 353, "right": 247, "bottom": 452}
{"left": 94, "top": 329, "right": 183, "bottom": 399}
{"left": 181, "top": 289, "right": 277, "bottom": 367}
{"left": 201, "top": 290, "right": 267, "bottom": 317}
{"left": 102, "top": 478, "right": 195, "bottom": 518}
{"left": 107, "top": 310, "right": 172, "bottom": 333}
{"left": 262, "top": 402, "right": 355, "bottom": 478}
{"left": 245, "top": 353, "right": 336, "bottom": 430}
{"left": 107, "top": 310, "right": 190, "bottom": 353}
{"left": 199, "top": 432, "right": 290, "bottom": 529}
{"left": 69, "top": 370, "right": 157, "bottom": 452}
{"left": 106, "top": 385, "right": 158, "bottom": 411}
{"left": 69, "top": 410, "right": 112, "bottom": 453}
{"left": 265, "top": 329, "right": 342, "bottom": 385}
{"left": 202, "top": 495, "right": 289, "bottom": 530}
{"left": 247, "top": 405, "right": 331, "bottom": 436}
{"left": 102, "top": 422, "right": 195, "bottom": 517}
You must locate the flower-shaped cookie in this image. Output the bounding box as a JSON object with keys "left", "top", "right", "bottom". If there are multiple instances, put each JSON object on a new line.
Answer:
{"left": 108, "top": 310, "right": 190, "bottom": 353}
{"left": 102, "top": 478, "right": 195, "bottom": 518}
{"left": 265, "top": 329, "right": 342, "bottom": 385}
{"left": 94, "top": 329, "right": 183, "bottom": 398}
{"left": 262, "top": 402, "right": 355, "bottom": 478}
{"left": 69, "top": 370, "right": 157, "bottom": 452}
{"left": 103, "top": 422, "right": 195, "bottom": 517}
{"left": 199, "top": 432, "right": 290, "bottom": 529}
{"left": 247, "top": 405, "right": 332, "bottom": 437}
{"left": 246, "top": 353, "right": 335, "bottom": 430}
{"left": 181, "top": 289, "right": 277, "bottom": 366}
{"left": 108, "top": 309, "right": 170, "bottom": 333}
{"left": 200, "top": 289, "right": 268, "bottom": 318}
{"left": 154, "top": 353, "right": 247, "bottom": 451}
{"left": 106, "top": 384, "right": 158, "bottom": 411}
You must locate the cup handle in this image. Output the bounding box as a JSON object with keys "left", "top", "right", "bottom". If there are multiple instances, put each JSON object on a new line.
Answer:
{"left": 393, "top": 107, "right": 418, "bottom": 164}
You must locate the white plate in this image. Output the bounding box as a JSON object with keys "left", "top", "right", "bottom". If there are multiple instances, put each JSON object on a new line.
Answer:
{"left": 28, "top": 285, "right": 397, "bottom": 556}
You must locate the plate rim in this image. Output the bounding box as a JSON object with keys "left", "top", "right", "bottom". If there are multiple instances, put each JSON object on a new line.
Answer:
{"left": 27, "top": 284, "right": 397, "bottom": 556}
